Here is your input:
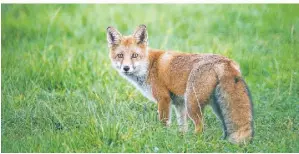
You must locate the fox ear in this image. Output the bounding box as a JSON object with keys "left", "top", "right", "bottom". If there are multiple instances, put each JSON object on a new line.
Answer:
{"left": 107, "top": 26, "right": 122, "bottom": 48}
{"left": 133, "top": 24, "right": 148, "bottom": 45}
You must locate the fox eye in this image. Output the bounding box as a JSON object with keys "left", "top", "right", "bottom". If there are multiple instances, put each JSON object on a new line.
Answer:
{"left": 132, "top": 53, "right": 138, "bottom": 58}
{"left": 117, "top": 54, "right": 123, "bottom": 58}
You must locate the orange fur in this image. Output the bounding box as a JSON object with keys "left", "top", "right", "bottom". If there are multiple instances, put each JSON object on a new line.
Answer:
{"left": 107, "top": 25, "right": 254, "bottom": 144}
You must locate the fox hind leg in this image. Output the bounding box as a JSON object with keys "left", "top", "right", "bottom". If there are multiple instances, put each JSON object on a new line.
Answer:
{"left": 171, "top": 93, "right": 188, "bottom": 133}
{"left": 185, "top": 95, "right": 205, "bottom": 134}
{"left": 185, "top": 67, "right": 218, "bottom": 134}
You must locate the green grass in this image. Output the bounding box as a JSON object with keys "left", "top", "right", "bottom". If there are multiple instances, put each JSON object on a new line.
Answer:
{"left": 1, "top": 4, "right": 299, "bottom": 152}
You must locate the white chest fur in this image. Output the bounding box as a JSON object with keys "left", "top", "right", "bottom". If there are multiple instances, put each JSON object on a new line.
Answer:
{"left": 122, "top": 74, "right": 156, "bottom": 102}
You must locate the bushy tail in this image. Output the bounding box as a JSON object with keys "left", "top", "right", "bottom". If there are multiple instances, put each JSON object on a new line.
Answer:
{"left": 213, "top": 65, "right": 254, "bottom": 144}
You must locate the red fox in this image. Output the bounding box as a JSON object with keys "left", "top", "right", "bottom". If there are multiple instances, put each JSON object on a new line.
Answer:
{"left": 106, "top": 25, "right": 254, "bottom": 144}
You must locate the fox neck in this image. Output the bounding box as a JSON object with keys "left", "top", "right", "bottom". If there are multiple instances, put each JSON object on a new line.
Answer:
{"left": 125, "top": 72, "right": 148, "bottom": 87}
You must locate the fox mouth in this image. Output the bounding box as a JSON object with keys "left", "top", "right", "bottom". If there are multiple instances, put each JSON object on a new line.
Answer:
{"left": 123, "top": 71, "right": 134, "bottom": 75}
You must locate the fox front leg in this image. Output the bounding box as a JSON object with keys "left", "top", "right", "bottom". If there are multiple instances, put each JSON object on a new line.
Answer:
{"left": 157, "top": 96, "right": 171, "bottom": 126}
{"left": 152, "top": 84, "right": 172, "bottom": 126}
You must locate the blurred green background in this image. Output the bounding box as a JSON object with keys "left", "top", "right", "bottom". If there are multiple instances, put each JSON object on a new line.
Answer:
{"left": 1, "top": 4, "right": 299, "bottom": 152}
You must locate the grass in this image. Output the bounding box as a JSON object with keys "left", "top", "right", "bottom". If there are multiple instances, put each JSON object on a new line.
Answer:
{"left": 1, "top": 4, "right": 299, "bottom": 152}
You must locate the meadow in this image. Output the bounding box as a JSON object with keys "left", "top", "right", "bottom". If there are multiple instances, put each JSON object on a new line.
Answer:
{"left": 1, "top": 4, "right": 299, "bottom": 152}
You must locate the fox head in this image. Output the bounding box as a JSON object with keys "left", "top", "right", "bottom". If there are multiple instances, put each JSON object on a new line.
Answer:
{"left": 106, "top": 25, "right": 149, "bottom": 76}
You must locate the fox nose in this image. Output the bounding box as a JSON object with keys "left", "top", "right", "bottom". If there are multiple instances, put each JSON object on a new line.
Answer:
{"left": 123, "top": 66, "right": 130, "bottom": 72}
